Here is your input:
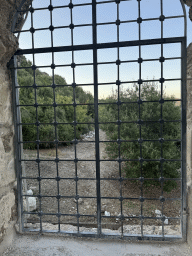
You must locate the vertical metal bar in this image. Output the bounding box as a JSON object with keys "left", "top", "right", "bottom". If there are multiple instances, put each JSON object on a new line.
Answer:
{"left": 181, "top": 37, "right": 187, "bottom": 241}
{"left": 160, "top": 0, "right": 165, "bottom": 238}
{"left": 180, "top": 0, "right": 187, "bottom": 38}
{"left": 69, "top": 1, "right": 80, "bottom": 232}
{"left": 137, "top": 0, "right": 143, "bottom": 238}
{"left": 116, "top": 0, "right": 123, "bottom": 237}
{"left": 30, "top": 1, "right": 42, "bottom": 232}
{"left": 92, "top": 0, "right": 101, "bottom": 236}
{"left": 9, "top": 56, "right": 24, "bottom": 233}
{"left": 49, "top": 0, "right": 61, "bottom": 232}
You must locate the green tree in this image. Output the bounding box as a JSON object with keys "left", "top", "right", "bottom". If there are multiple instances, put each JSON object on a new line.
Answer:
{"left": 17, "top": 56, "right": 94, "bottom": 149}
{"left": 99, "top": 82, "right": 181, "bottom": 192}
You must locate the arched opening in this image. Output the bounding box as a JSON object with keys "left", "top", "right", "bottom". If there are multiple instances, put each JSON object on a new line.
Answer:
{"left": 11, "top": 0, "right": 187, "bottom": 241}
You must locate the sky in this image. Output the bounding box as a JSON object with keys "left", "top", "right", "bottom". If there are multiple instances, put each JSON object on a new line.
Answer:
{"left": 17, "top": 0, "right": 192, "bottom": 99}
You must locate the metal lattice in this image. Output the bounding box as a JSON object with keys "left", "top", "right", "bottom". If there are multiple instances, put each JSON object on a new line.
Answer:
{"left": 9, "top": 0, "right": 187, "bottom": 241}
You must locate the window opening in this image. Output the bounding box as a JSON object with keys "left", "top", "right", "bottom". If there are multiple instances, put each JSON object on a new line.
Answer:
{"left": 10, "top": 0, "right": 187, "bottom": 241}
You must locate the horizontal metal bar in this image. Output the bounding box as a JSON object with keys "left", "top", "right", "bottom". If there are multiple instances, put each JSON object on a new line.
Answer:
{"left": 94, "top": 78, "right": 182, "bottom": 86}
{"left": 17, "top": 103, "right": 94, "bottom": 107}
{"left": 13, "top": 77, "right": 182, "bottom": 87}
{"left": 22, "top": 209, "right": 181, "bottom": 219}
{"left": 20, "top": 140, "right": 96, "bottom": 144}
{"left": 21, "top": 176, "right": 182, "bottom": 182}
{"left": 16, "top": 101, "right": 180, "bottom": 107}
{"left": 19, "top": 138, "right": 181, "bottom": 144}
{"left": 22, "top": 195, "right": 97, "bottom": 199}
{"left": 17, "top": 1, "right": 93, "bottom": 13}
{"left": 15, "top": 83, "right": 94, "bottom": 88}
{"left": 21, "top": 159, "right": 97, "bottom": 162}
{"left": 20, "top": 158, "right": 181, "bottom": 162}
{"left": 17, "top": 119, "right": 181, "bottom": 126}
{"left": 14, "top": 23, "right": 93, "bottom": 34}
{"left": 15, "top": 100, "right": 182, "bottom": 105}
{"left": 15, "top": 62, "right": 93, "bottom": 69}
{"left": 14, "top": 37, "right": 185, "bottom": 56}
{"left": 22, "top": 228, "right": 183, "bottom": 242}
{"left": 100, "top": 159, "right": 182, "bottom": 162}
{"left": 13, "top": 15, "right": 185, "bottom": 34}
{"left": 98, "top": 100, "right": 182, "bottom": 105}
{"left": 96, "top": 15, "right": 184, "bottom": 26}
{"left": 14, "top": 56, "right": 181, "bottom": 70}
{"left": 18, "top": 122, "right": 95, "bottom": 126}
{"left": 100, "top": 197, "right": 182, "bottom": 201}
{"left": 22, "top": 177, "right": 97, "bottom": 180}
{"left": 23, "top": 212, "right": 96, "bottom": 217}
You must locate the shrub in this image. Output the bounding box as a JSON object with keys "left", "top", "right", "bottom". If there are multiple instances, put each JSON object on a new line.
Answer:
{"left": 99, "top": 82, "right": 181, "bottom": 192}
{"left": 17, "top": 56, "right": 94, "bottom": 149}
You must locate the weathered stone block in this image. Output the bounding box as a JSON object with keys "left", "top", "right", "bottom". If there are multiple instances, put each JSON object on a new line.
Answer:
{"left": 0, "top": 69, "right": 14, "bottom": 126}
{"left": 0, "top": 159, "right": 15, "bottom": 188}
{"left": 184, "top": 0, "right": 192, "bottom": 7}
{"left": 0, "top": 192, "right": 15, "bottom": 240}
{"left": 0, "top": 40, "right": 6, "bottom": 59}
{"left": 0, "top": 137, "right": 15, "bottom": 188}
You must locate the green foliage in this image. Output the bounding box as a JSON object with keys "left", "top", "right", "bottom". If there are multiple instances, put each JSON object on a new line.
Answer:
{"left": 17, "top": 56, "right": 94, "bottom": 149}
{"left": 99, "top": 82, "right": 181, "bottom": 192}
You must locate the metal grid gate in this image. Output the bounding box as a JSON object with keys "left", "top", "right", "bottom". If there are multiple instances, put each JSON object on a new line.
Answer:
{"left": 10, "top": 0, "right": 187, "bottom": 241}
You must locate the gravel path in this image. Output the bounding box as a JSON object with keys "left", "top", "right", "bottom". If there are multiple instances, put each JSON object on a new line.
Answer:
{"left": 23, "top": 129, "right": 181, "bottom": 234}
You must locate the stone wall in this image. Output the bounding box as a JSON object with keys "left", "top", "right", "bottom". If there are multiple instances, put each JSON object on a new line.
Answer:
{"left": 187, "top": 43, "right": 192, "bottom": 249}
{"left": 0, "top": 0, "right": 30, "bottom": 253}
{"left": 0, "top": 0, "right": 192, "bottom": 253}
{"left": 184, "top": 0, "right": 192, "bottom": 20}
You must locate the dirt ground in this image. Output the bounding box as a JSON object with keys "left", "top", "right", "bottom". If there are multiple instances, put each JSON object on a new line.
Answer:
{"left": 23, "top": 130, "right": 181, "bottom": 231}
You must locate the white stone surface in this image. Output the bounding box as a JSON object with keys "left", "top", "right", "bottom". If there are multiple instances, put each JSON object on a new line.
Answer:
{"left": 104, "top": 211, "right": 110, "bottom": 217}
{"left": 155, "top": 209, "right": 161, "bottom": 216}
{"left": 27, "top": 189, "right": 33, "bottom": 196}
{"left": 28, "top": 197, "right": 37, "bottom": 212}
{"left": 26, "top": 190, "right": 36, "bottom": 212}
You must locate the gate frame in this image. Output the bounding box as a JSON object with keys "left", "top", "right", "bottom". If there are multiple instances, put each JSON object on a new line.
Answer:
{"left": 10, "top": 0, "right": 188, "bottom": 242}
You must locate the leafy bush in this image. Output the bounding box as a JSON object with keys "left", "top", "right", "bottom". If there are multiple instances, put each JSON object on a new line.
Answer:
{"left": 17, "top": 56, "right": 94, "bottom": 149}
{"left": 99, "top": 82, "right": 181, "bottom": 192}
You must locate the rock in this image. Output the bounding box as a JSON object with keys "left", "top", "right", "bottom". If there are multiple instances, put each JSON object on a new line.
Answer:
{"left": 28, "top": 197, "right": 37, "bottom": 212}
{"left": 164, "top": 218, "right": 169, "bottom": 225}
{"left": 155, "top": 209, "right": 162, "bottom": 216}
{"left": 73, "top": 198, "right": 83, "bottom": 204}
{"left": 27, "top": 189, "right": 33, "bottom": 196}
{"left": 0, "top": 40, "right": 6, "bottom": 55}
{"left": 104, "top": 211, "right": 110, "bottom": 216}
{"left": 27, "top": 189, "right": 36, "bottom": 212}
{"left": 183, "top": 0, "right": 192, "bottom": 7}
{"left": 82, "top": 130, "right": 95, "bottom": 141}
{"left": 116, "top": 213, "right": 122, "bottom": 221}
{"left": 101, "top": 205, "right": 106, "bottom": 213}
{"left": 30, "top": 186, "right": 37, "bottom": 190}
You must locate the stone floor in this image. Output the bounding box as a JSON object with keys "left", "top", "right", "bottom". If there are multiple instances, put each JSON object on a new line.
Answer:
{"left": 1, "top": 233, "right": 191, "bottom": 256}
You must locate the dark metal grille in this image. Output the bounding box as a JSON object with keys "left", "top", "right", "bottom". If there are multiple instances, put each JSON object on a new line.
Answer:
{"left": 9, "top": 0, "right": 187, "bottom": 241}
